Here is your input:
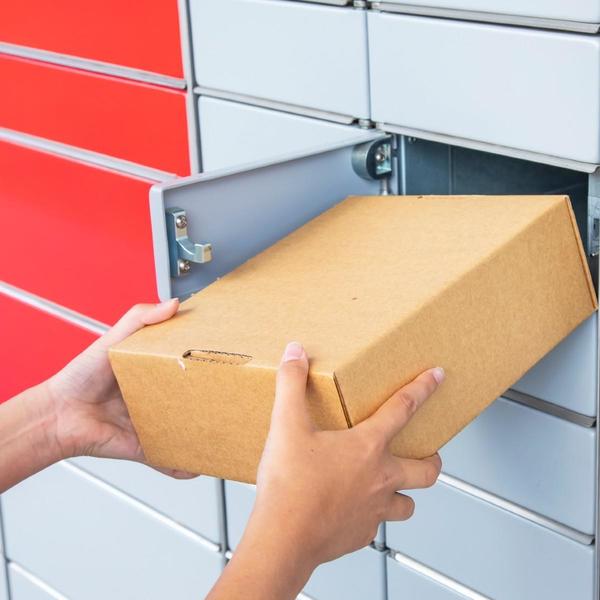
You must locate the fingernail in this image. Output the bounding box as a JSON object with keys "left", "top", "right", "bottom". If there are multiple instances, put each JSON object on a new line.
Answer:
{"left": 282, "top": 341, "right": 304, "bottom": 362}
{"left": 157, "top": 298, "right": 178, "bottom": 308}
{"left": 432, "top": 367, "right": 445, "bottom": 384}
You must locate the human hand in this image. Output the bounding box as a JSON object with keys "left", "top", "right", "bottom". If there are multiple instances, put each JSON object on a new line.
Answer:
{"left": 211, "top": 342, "right": 443, "bottom": 599}
{"left": 45, "top": 299, "right": 193, "bottom": 477}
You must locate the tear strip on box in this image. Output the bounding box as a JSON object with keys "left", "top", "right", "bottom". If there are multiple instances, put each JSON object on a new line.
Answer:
{"left": 183, "top": 349, "right": 252, "bottom": 366}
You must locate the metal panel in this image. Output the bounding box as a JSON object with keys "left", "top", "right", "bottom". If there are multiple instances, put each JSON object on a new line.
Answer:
{"left": 387, "top": 555, "right": 478, "bottom": 599}
{"left": 0, "top": 560, "right": 6, "bottom": 600}
{"left": 198, "top": 96, "right": 363, "bottom": 172}
{"left": 0, "top": 140, "right": 159, "bottom": 325}
{"left": 513, "top": 315, "right": 598, "bottom": 417}
{"left": 150, "top": 134, "right": 381, "bottom": 300}
{"left": 373, "top": 0, "right": 600, "bottom": 25}
{"left": 224, "top": 481, "right": 385, "bottom": 598}
{"left": 8, "top": 564, "right": 66, "bottom": 600}
{"left": 386, "top": 481, "right": 595, "bottom": 599}
{"left": 2, "top": 463, "right": 223, "bottom": 600}
{"left": 304, "top": 547, "right": 386, "bottom": 600}
{"left": 401, "top": 137, "right": 597, "bottom": 415}
{"left": 441, "top": 397, "right": 596, "bottom": 533}
{"left": 190, "top": 0, "right": 370, "bottom": 119}
{"left": 71, "top": 457, "right": 222, "bottom": 543}
{"left": 0, "top": 54, "right": 190, "bottom": 175}
{"left": 0, "top": 291, "right": 98, "bottom": 403}
{"left": 369, "top": 13, "right": 600, "bottom": 164}
{"left": 0, "top": 0, "right": 183, "bottom": 77}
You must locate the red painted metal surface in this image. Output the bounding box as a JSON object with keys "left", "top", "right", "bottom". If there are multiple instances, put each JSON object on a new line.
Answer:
{"left": 0, "top": 0, "right": 183, "bottom": 78}
{"left": 0, "top": 292, "right": 98, "bottom": 403}
{"left": 0, "top": 140, "right": 160, "bottom": 325}
{"left": 0, "top": 54, "right": 190, "bottom": 175}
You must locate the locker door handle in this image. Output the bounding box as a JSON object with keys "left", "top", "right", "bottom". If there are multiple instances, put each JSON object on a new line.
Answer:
{"left": 166, "top": 207, "right": 212, "bottom": 277}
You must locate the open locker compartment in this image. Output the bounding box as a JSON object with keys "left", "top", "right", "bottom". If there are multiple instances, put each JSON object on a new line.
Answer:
{"left": 149, "top": 132, "right": 388, "bottom": 301}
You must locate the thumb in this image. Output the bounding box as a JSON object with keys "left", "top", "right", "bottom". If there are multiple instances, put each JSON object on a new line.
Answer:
{"left": 270, "top": 342, "right": 313, "bottom": 435}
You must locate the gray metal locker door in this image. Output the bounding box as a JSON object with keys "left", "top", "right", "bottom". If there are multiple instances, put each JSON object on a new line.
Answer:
{"left": 149, "top": 134, "right": 386, "bottom": 300}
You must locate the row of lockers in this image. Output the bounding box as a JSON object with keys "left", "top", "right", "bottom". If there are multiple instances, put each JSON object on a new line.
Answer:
{"left": 0, "top": 443, "right": 595, "bottom": 599}
{"left": 5, "top": 1, "right": 600, "bottom": 174}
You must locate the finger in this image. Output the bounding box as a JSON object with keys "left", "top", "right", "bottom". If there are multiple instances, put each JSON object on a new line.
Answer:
{"left": 389, "top": 454, "right": 442, "bottom": 490}
{"left": 360, "top": 368, "right": 445, "bottom": 443}
{"left": 152, "top": 466, "right": 200, "bottom": 480}
{"left": 101, "top": 299, "right": 180, "bottom": 347}
{"left": 384, "top": 493, "right": 415, "bottom": 521}
{"left": 270, "top": 342, "right": 314, "bottom": 434}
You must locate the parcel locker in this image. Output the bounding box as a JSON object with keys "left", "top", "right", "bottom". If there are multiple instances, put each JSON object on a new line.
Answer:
{"left": 386, "top": 480, "right": 595, "bottom": 599}
{"left": 369, "top": 12, "right": 600, "bottom": 167}
{"left": 7, "top": 564, "right": 63, "bottom": 600}
{"left": 0, "top": 291, "right": 98, "bottom": 403}
{"left": 224, "top": 482, "right": 387, "bottom": 600}
{"left": 372, "top": 0, "right": 600, "bottom": 30}
{"left": 71, "top": 457, "right": 222, "bottom": 544}
{"left": 0, "top": 0, "right": 183, "bottom": 77}
{"left": 2, "top": 463, "right": 223, "bottom": 600}
{"left": 0, "top": 560, "right": 6, "bottom": 600}
{"left": 190, "top": 0, "right": 370, "bottom": 120}
{"left": 0, "top": 139, "right": 161, "bottom": 324}
{"left": 198, "top": 96, "right": 366, "bottom": 172}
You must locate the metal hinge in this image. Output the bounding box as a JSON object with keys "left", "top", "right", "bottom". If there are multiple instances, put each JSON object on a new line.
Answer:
{"left": 352, "top": 136, "right": 393, "bottom": 181}
{"left": 166, "top": 207, "right": 212, "bottom": 277}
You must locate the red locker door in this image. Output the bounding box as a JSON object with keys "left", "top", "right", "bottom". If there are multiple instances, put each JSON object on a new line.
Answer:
{"left": 0, "top": 139, "right": 160, "bottom": 325}
{"left": 0, "top": 293, "right": 99, "bottom": 403}
{"left": 0, "top": 54, "right": 190, "bottom": 175}
{"left": 0, "top": 0, "right": 183, "bottom": 78}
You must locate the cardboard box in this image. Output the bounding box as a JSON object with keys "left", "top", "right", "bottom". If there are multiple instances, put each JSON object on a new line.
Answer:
{"left": 110, "top": 195, "right": 597, "bottom": 483}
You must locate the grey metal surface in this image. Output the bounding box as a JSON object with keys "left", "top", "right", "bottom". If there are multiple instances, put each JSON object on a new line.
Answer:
{"left": 399, "top": 137, "right": 598, "bottom": 416}
{"left": 304, "top": 547, "right": 386, "bottom": 600}
{"left": 8, "top": 563, "right": 68, "bottom": 600}
{"left": 512, "top": 315, "right": 598, "bottom": 417}
{"left": 198, "top": 96, "right": 363, "bottom": 172}
{"left": 0, "top": 42, "right": 186, "bottom": 90}
{"left": 177, "top": 0, "right": 201, "bottom": 173}
{"left": 150, "top": 134, "right": 381, "bottom": 300}
{"left": 2, "top": 463, "right": 223, "bottom": 600}
{"left": 224, "top": 481, "right": 386, "bottom": 598}
{"left": 387, "top": 554, "right": 486, "bottom": 599}
{"left": 190, "top": 0, "right": 370, "bottom": 119}
{"left": 0, "top": 559, "right": 6, "bottom": 600}
{"left": 70, "top": 457, "right": 222, "bottom": 544}
{"left": 440, "top": 397, "right": 597, "bottom": 534}
{"left": 387, "top": 481, "right": 595, "bottom": 599}
{"left": 369, "top": 13, "right": 600, "bottom": 165}
{"left": 371, "top": 3, "right": 600, "bottom": 33}
{"left": 195, "top": 87, "right": 357, "bottom": 125}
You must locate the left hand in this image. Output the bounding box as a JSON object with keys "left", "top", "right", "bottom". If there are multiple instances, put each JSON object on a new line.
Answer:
{"left": 45, "top": 299, "right": 194, "bottom": 478}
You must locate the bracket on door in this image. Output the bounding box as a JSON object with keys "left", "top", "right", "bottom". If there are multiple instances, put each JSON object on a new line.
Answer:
{"left": 351, "top": 137, "right": 393, "bottom": 181}
{"left": 166, "top": 207, "right": 212, "bottom": 277}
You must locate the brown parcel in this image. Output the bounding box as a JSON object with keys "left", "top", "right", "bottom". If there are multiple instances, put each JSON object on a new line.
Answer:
{"left": 110, "top": 195, "right": 598, "bottom": 484}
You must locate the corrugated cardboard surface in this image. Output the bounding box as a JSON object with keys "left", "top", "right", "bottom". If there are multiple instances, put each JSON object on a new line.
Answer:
{"left": 110, "top": 195, "right": 597, "bottom": 483}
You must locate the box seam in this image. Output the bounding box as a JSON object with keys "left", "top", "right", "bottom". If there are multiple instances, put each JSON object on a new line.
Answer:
{"left": 563, "top": 196, "right": 599, "bottom": 309}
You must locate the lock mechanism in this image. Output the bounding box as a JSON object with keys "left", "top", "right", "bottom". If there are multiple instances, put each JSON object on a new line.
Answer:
{"left": 351, "top": 137, "right": 393, "bottom": 181}
{"left": 166, "top": 207, "right": 212, "bottom": 277}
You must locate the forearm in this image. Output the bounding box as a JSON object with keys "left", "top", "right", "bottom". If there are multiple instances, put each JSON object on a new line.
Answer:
{"left": 0, "top": 383, "right": 63, "bottom": 493}
{"left": 207, "top": 508, "right": 316, "bottom": 600}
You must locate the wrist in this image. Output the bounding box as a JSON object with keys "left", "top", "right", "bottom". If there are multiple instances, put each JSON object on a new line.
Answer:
{"left": 23, "top": 381, "right": 69, "bottom": 464}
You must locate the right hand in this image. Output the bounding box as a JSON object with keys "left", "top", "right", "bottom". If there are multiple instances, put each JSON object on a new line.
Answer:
{"left": 252, "top": 342, "right": 444, "bottom": 570}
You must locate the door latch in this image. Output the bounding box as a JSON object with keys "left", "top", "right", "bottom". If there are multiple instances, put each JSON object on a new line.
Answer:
{"left": 166, "top": 207, "right": 212, "bottom": 277}
{"left": 351, "top": 137, "right": 393, "bottom": 181}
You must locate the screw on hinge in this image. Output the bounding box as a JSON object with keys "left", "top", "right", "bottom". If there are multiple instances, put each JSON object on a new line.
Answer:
{"left": 352, "top": 137, "right": 393, "bottom": 181}
{"left": 178, "top": 259, "right": 191, "bottom": 274}
{"left": 175, "top": 214, "right": 188, "bottom": 229}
